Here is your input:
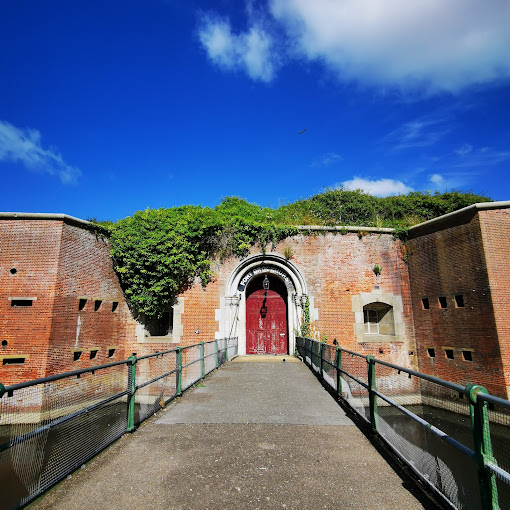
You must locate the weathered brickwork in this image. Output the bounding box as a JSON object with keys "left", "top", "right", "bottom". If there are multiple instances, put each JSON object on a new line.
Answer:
{"left": 0, "top": 220, "right": 62, "bottom": 382}
{"left": 1, "top": 204, "right": 509, "bottom": 396}
{"left": 478, "top": 209, "right": 510, "bottom": 396}
{"left": 0, "top": 217, "right": 175, "bottom": 385}
{"left": 407, "top": 207, "right": 509, "bottom": 398}
{"left": 179, "top": 231, "right": 416, "bottom": 369}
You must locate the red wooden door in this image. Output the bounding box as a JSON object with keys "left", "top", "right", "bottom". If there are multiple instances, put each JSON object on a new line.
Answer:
{"left": 246, "top": 289, "right": 287, "bottom": 354}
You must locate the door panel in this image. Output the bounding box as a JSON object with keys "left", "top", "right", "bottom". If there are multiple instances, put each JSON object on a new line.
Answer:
{"left": 246, "top": 289, "right": 287, "bottom": 354}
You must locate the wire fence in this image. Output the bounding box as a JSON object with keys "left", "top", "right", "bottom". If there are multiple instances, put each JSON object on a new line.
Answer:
{"left": 296, "top": 337, "right": 510, "bottom": 510}
{"left": 0, "top": 337, "right": 237, "bottom": 510}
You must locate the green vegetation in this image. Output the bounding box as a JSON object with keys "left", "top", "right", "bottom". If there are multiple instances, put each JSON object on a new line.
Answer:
{"left": 105, "top": 189, "right": 490, "bottom": 318}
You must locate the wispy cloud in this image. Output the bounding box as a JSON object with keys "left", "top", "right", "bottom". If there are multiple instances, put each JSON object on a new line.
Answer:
{"left": 0, "top": 120, "right": 81, "bottom": 184}
{"left": 452, "top": 145, "right": 510, "bottom": 168}
{"left": 197, "top": 14, "right": 279, "bottom": 82}
{"left": 310, "top": 152, "right": 342, "bottom": 167}
{"left": 424, "top": 144, "right": 510, "bottom": 191}
{"left": 385, "top": 117, "right": 450, "bottom": 151}
{"left": 341, "top": 177, "right": 413, "bottom": 197}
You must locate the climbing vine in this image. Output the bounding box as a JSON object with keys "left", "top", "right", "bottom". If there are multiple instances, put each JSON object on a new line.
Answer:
{"left": 103, "top": 191, "right": 490, "bottom": 319}
{"left": 301, "top": 296, "right": 310, "bottom": 337}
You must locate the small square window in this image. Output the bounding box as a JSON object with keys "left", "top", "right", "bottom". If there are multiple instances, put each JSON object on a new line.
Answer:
{"left": 454, "top": 295, "right": 465, "bottom": 308}
{"left": 108, "top": 348, "right": 116, "bottom": 358}
{"left": 89, "top": 349, "right": 98, "bottom": 360}
{"left": 421, "top": 298, "right": 430, "bottom": 310}
{"left": 445, "top": 349, "right": 454, "bottom": 360}
{"left": 462, "top": 350, "right": 473, "bottom": 362}
{"left": 427, "top": 348, "right": 435, "bottom": 358}
{"left": 112, "top": 302, "right": 119, "bottom": 312}
{"left": 79, "top": 298, "right": 87, "bottom": 310}
{"left": 94, "top": 300, "right": 102, "bottom": 311}
{"left": 73, "top": 351, "right": 83, "bottom": 362}
{"left": 439, "top": 296, "right": 448, "bottom": 309}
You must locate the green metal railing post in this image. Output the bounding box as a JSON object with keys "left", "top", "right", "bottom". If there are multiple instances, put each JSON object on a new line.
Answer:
{"left": 200, "top": 341, "right": 205, "bottom": 378}
{"left": 335, "top": 347, "right": 342, "bottom": 397}
{"left": 466, "top": 384, "right": 499, "bottom": 510}
{"left": 215, "top": 339, "right": 219, "bottom": 368}
{"left": 126, "top": 355, "right": 137, "bottom": 433}
{"left": 367, "top": 355, "right": 378, "bottom": 433}
{"left": 320, "top": 342, "right": 325, "bottom": 377}
{"left": 176, "top": 347, "right": 182, "bottom": 396}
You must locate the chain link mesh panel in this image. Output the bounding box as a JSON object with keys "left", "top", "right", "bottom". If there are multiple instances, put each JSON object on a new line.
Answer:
{"left": 297, "top": 338, "right": 510, "bottom": 510}
{"left": 0, "top": 337, "right": 238, "bottom": 510}
{"left": 181, "top": 344, "right": 203, "bottom": 392}
{"left": 204, "top": 341, "right": 217, "bottom": 376}
{"left": 0, "top": 362, "right": 128, "bottom": 509}
{"left": 373, "top": 362, "right": 480, "bottom": 510}
{"left": 135, "top": 351, "right": 178, "bottom": 425}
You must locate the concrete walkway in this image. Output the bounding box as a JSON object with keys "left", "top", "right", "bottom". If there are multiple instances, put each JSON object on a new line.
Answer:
{"left": 29, "top": 358, "right": 432, "bottom": 510}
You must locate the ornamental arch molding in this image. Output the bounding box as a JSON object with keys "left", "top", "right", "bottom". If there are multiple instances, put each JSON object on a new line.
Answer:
{"left": 215, "top": 254, "right": 316, "bottom": 356}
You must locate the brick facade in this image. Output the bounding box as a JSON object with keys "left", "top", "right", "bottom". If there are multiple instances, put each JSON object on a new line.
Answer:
{"left": 1, "top": 204, "right": 509, "bottom": 396}
{"left": 407, "top": 204, "right": 510, "bottom": 398}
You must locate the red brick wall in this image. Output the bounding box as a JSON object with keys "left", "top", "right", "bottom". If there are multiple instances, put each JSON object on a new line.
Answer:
{"left": 0, "top": 218, "right": 178, "bottom": 386}
{"left": 407, "top": 211, "right": 507, "bottom": 397}
{"left": 178, "top": 231, "right": 416, "bottom": 369}
{"left": 47, "top": 222, "right": 136, "bottom": 373}
{"left": 0, "top": 220, "right": 62, "bottom": 383}
{"left": 478, "top": 208, "right": 510, "bottom": 397}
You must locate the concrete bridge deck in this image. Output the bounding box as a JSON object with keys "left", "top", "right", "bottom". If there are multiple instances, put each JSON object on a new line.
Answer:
{"left": 29, "top": 357, "right": 435, "bottom": 510}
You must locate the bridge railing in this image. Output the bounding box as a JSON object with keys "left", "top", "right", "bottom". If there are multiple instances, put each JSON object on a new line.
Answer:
{"left": 296, "top": 337, "right": 510, "bottom": 510}
{"left": 0, "top": 337, "right": 238, "bottom": 510}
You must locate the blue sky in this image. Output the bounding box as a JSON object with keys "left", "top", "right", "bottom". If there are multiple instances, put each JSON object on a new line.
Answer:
{"left": 1, "top": 0, "right": 509, "bottom": 222}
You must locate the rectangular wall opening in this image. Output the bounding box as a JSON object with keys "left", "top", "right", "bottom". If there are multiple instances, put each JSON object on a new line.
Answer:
{"left": 445, "top": 349, "right": 454, "bottom": 359}
{"left": 2, "top": 357, "right": 26, "bottom": 365}
{"left": 10, "top": 299, "right": 33, "bottom": 307}
{"left": 462, "top": 350, "right": 473, "bottom": 361}
{"left": 421, "top": 298, "right": 430, "bottom": 310}
{"left": 73, "top": 351, "right": 82, "bottom": 362}
{"left": 454, "top": 295, "right": 465, "bottom": 308}
{"left": 438, "top": 296, "right": 448, "bottom": 309}
{"left": 78, "top": 298, "right": 87, "bottom": 310}
{"left": 94, "top": 300, "right": 102, "bottom": 311}
{"left": 427, "top": 348, "right": 435, "bottom": 358}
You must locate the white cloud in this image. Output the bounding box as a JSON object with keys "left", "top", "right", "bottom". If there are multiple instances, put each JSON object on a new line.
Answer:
{"left": 0, "top": 120, "right": 81, "bottom": 184}
{"left": 427, "top": 172, "right": 473, "bottom": 191}
{"left": 269, "top": 0, "right": 510, "bottom": 92}
{"left": 429, "top": 174, "right": 444, "bottom": 185}
{"left": 198, "top": 15, "right": 278, "bottom": 82}
{"left": 342, "top": 177, "right": 413, "bottom": 197}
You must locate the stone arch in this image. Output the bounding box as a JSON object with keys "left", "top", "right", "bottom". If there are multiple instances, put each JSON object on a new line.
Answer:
{"left": 215, "top": 254, "right": 313, "bottom": 356}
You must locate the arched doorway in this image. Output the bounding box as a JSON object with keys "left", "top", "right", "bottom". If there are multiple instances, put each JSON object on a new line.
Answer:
{"left": 246, "top": 274, "right": 288, "bottom": 354}
{"left": 215, "top": 253, "right": 317, "bottom": 356}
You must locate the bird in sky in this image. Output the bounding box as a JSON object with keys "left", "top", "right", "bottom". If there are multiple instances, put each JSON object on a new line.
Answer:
{"left": 298, "top": 129, "right": 306, "bottom": 134}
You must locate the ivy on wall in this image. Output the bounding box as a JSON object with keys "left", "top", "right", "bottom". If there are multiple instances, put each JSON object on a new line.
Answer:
{"left": 103, "top": 191, "right": 490, "bottom": 319}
